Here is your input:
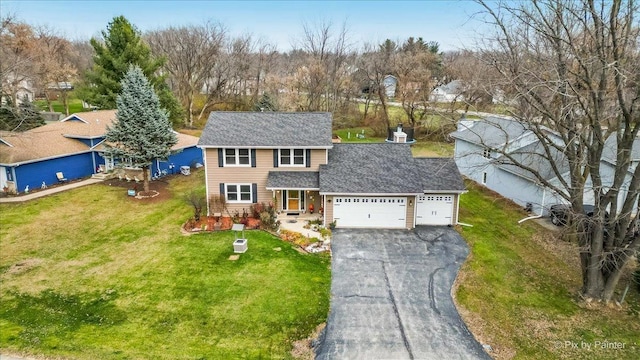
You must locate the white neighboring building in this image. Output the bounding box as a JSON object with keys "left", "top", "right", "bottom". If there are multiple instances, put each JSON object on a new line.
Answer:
{"left": 383, "top": 75, "right": 397, "bottom": 98}
{"left": 1, "top": 76, "right": 35, "bottom": 106}
{"left": 430, "top": 80, "right": 464, "bottom": 103}
{"left": 450, "top": 116, "right": 639, "bottom": 216}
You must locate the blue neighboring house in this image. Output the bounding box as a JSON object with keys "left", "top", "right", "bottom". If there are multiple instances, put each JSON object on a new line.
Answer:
{"left": 0, "top": 110, "right": 203, "bottom": 194}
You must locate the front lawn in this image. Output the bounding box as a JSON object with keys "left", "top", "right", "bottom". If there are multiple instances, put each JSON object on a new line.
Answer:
{"left": 456, "top": 181, "right": 640, "bottom": 359}
{"left": 0, "top": 170, "right": 331, "bottom": 359}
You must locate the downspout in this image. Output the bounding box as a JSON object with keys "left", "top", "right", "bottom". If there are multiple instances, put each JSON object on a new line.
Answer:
{"left": 518, "top": 186, "right": 546, "bottom": 224}
{"left": 201, "top": 148, "right": 210, "bottom": 215}
{"left": 11, "top": 166, "right": 18, "bottom": 193}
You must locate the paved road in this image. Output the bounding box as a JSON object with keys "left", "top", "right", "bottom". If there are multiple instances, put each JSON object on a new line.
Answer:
{"left": 316, "top": 227, "right": 490, "bottom": 360}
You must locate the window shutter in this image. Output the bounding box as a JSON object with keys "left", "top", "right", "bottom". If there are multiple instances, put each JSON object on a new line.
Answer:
{"left": 218, "top": 148, "right": 224, "bottom": 167}
{"left": 251, "top": 149, "right": 257, "bottom": 168}
{"left": 305, "top": 149, "right": 311, "bottom": 168}
{"left": 273, "top": 149, "right": 279, "bottom": 168}
{"left": 252, "top": 183, "right": 258, "bottom": 202}
{"left": 219, "top": 183, "right": 225, "bottom": 197}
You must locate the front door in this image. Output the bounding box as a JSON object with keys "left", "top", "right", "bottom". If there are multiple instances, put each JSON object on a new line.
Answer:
{"left": 287, "top": 190, "right": 300, "bottom": 210}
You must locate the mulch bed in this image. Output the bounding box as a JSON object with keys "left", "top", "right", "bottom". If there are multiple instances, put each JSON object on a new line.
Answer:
{"left": 105, "top": 178, "right": 172, "bottom": 203}
{"left": 183, "top": 216, "right": 261, "bottom": 233}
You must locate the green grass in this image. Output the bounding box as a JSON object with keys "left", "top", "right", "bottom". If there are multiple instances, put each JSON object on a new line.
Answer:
{"left": 333, "top": 127, "right": 384, "bottom": 143}
{"left": 456, "top": 181, "right": 640, "bottom": 359}
{"left": 0, "top": 170, "right": 331, "bottom": 359}
{"left": 411, "top": 141, "right": 453, "bottom": 157}
{"left": 34, "top": 98, "right": 85, "bottom": 114}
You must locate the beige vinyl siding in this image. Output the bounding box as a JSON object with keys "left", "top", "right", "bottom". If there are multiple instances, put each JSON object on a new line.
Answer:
{"left": 204, "top": 148, "right": 327, "bottom": 213}
{"left": 405, "top": 196, "right": 415, "bottom": 228}
{"left": 324, "top": 196, "right": 334, "bottom": 225}
{"left": 452, "top": 194, "right": 459, "bottom": 224}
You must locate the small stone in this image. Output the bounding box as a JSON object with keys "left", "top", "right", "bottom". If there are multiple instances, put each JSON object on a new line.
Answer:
{"left": 273, "top": 247, "right": 282, "bottom": 251}
{"left": 482, "top": 344, "right": 493, "bottom": 352}
{"left": 228, "top": 255, "right": 240, "bottom": 261}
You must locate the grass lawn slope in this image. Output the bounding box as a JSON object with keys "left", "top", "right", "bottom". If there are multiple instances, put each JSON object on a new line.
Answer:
{"left": 0, "top": 170, "right": 330, "bottom": 359}
{"left": 456, "top": 181, "right": 639, "bottom": 360}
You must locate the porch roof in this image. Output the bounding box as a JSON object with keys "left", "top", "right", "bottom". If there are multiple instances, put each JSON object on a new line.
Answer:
{"left": 266, "top": 171, "right": 320, "bottom": 190}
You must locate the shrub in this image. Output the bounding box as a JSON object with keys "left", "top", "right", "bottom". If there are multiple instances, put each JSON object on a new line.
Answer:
{"left": 208, "top": 194, "right": 227, "bottom": 216}
{"left": 185, "top": 190, "right": 206, "bottom": 221}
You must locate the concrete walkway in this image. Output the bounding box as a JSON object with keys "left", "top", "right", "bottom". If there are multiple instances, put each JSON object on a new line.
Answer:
{"left": 316, "top": 227, "right": 490, "bottom": 360}
{"left": 277, "top": 213, "right": 325, "bottom": 239}
{"left": 0, "top": 178, "right": 104, "bottom": 203}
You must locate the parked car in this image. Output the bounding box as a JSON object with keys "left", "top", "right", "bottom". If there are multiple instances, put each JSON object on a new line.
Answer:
{"left": 549, "top": 204, "right": 596, "bottom": 226}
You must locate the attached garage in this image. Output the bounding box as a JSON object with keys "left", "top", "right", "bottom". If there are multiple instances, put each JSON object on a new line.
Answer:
{"left": 332, "top": 196, "right": 407, "bottom": 228}
{"left": 319, "top": 144, "right": 466, "bottom": 229}
{"left": 415, "top": 194, "right": 455, "bottom": 225}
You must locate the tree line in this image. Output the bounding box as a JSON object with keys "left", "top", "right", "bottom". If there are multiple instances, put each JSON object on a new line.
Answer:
{"left": 1, "top": 14, "right": 477, "bottom": 132}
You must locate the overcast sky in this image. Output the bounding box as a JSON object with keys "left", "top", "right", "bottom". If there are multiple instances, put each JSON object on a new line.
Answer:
{"left": 4, "top": 0, "right": 487, "bottom": 51}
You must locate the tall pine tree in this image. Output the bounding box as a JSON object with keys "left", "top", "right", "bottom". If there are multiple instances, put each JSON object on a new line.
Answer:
{"left": 79, "top": 16, "right": 183, "bottom": 126}
{"left": 105, "top": 65, "right": 177, "bottom": 194}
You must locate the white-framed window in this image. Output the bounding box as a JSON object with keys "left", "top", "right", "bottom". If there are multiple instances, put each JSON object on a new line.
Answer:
{"left": 279, "top": 148, "right": 306, "bottom": 166}
{"left": 224, "top": 148, "right": 251, "bottom": 166}
{"left": 225, "top": 183, "right": 252, "bottom": 203}
{"left": 483, "top": 148, "right": 492, "bottom": 159}
{"left": 482, "top": 172, "right": 488, "bottom": 184}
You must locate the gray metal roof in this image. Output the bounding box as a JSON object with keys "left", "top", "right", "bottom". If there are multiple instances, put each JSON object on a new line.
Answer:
{"left": 413, "top": 158, "right": 466, "bottom": 192}
{"left": 198, "top": 112, "right": 333, "bottom": 148}
{"left": 266, "top": 171, "right": 319, "bottom": 190}
{"left": 450, "top": 116, "right": 528, "bottom": 148}
{"left": 319, "top": 143, "right": 465, "bottom": 194}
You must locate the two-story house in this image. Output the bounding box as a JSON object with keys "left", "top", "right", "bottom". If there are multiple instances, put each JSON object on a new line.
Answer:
{"left": 198, "top": 112, "right": 467, "bottom": 229}
{"left": 451, "top": 116, "right": 639, "bottom": 216}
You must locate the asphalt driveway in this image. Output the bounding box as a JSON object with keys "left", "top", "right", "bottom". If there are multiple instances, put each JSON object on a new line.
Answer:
{"left": 316, "top": 227, "right": 490, "bottom": 360}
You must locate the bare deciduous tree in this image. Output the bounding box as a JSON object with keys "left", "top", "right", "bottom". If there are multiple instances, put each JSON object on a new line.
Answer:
{"left": 0, "top": 16, "right": 37, "bottom": 108}
{"left": 476, "top": 0, "right": 639, "bottom": 302}
{"left": 293, "top": 19, "right": 353, "bottom": 113}
{"left": 147, "top": 22, "right": 226, "bottom": 127}
{"left": 33, "top": 26, "right": 77, "bottom": 115}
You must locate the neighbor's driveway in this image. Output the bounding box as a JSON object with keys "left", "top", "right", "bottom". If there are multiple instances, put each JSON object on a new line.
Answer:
{"left": 316, "top": 227, "right": 490, "bottom": 360}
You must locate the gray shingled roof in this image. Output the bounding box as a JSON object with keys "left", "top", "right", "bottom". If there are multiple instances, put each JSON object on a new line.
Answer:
{"left": 266, "top": 171, "right": 320, "bottom": 189}
{"left": 319, "top": 143, "right": 465, "bottom": 194}
{"left": 450, "top": 116, "right": 528, "bottom": 148}
{"left": 320, "top": 143, "right": 420, "bottom": 194}
{"left": 198, "top": 112, "right": 333, "bottom": 148}
{"left": 413, "top": 158, "right": 466, "bottom": 191}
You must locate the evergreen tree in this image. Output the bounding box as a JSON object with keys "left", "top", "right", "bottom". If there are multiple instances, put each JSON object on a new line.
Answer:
{"left": 105, "top": 65, "right": 177, "bottom": 194}
{"left": 79, "top": 16, "right": 184, "bottom": 126}
{"left": 0, "top": 97, "right": 45, "bottom": 131}
{"left": 252, "top": 93, "right": 278, "bottom": 112}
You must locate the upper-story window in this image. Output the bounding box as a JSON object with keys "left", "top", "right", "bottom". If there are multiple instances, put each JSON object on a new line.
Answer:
{"left": 483, "top": 148, "right": 492, "bottom": 159}
{"left": 280, "top": 149, "right": 306, "bottom": 166}
{"left": 224, "top": 148, "right": 251, "bottom": 166}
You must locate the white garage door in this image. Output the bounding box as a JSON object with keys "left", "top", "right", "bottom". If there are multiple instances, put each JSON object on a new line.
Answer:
{"left": 333, "top": 196, "right": 406, "bottom": 228}
{"left": 416, "top": 195, "right": 454, "bottom": 225}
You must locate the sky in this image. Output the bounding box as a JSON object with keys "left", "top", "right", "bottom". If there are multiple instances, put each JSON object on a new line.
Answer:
{"left": 3, "top": 0, "right": 486, "bottom": 52}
